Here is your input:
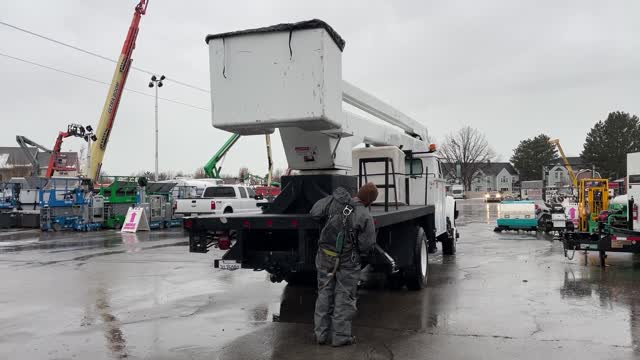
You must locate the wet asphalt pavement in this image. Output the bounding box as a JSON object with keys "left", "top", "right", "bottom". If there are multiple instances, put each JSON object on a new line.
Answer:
{"left": 2, "top": 200, "right": 640, "bottom": 359}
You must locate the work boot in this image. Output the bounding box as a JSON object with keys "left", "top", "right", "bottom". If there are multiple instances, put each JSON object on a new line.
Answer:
{"left": 315, "top": 335, "right": 328, "bottom": 345}
{"left": 331, "top": 336, "right": 356, "bottom": 347}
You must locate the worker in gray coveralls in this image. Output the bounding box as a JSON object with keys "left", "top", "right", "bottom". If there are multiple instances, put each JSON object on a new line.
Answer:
{"left": 310, "top": 183, "right": 378, "bottom": 346}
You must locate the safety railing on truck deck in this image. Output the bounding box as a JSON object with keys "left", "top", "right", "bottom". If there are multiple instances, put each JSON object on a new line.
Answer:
{"left": 357, "top": 157, "right": 399, "bottom": 212}
{"left": 358, "top": 154, "right": 432, "bottom": 212}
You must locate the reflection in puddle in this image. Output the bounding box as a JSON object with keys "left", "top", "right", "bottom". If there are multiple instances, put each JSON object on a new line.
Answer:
{"left": 561, "top": 267, "right": 640, "bottom": 353}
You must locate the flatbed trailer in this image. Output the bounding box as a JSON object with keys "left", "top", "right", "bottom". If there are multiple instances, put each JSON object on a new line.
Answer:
{"left": 186, "top": 203, "right": 436, "bottom": 288}
{"left": 562, "top": 228, "right": 640, "bottom": 267}
{"left": 561, "top": 227, "right": 640, "bottom": 267}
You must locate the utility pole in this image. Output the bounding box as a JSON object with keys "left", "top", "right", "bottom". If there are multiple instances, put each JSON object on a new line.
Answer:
{"left": 148, "top": 75, "right": 165, "bottom": 181}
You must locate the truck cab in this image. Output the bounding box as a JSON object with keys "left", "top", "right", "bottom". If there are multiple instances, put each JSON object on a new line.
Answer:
{"left": 451, "top": 184, "right": 465, "bottom": 199}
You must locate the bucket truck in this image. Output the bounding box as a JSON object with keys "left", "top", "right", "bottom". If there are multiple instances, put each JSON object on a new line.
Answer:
{"left": 185, "top": 20, "right": 459, "bottom": 289}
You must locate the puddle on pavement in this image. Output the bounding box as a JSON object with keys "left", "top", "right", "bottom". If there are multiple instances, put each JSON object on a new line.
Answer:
{"left": 0, "top": 229, "right": 187, "bottom": 253}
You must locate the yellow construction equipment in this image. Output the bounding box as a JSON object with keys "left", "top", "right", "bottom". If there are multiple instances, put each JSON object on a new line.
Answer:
{"left": 549, "top": 139, "right": 577, "bottom": 188}
{"left": 88, "top": 0, "right": 149, "bottom": 182}
{"left": 577, "top": 178, "right": 609, "bottom": 232}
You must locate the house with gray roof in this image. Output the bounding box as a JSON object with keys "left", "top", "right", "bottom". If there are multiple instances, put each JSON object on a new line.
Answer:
{"left": 0, "top": 147, "right": 79, "bottom": 181}
{"left": 471, "top": 162, "right": 519, "bottom": 193}
{"left": 443, "top": 161, "right": 519, "bottom": 193}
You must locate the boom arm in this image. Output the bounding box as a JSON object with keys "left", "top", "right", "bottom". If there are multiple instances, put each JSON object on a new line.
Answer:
{"left": 204, "top": 133, "right": 241, "bottom": 178}
{"left": 45, "top": 124, "right": 87, "bottom": 178}
{"left": 16, "top": 135, "right": 51, "bottom": 176}
{"left": 549, "top": 139, "right": 577, "bottom": 187}
{"left": 88, "top": 0, "right": 149, "bottom": 182}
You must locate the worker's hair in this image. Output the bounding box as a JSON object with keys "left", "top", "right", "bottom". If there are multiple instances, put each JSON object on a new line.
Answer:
{"left": 357, "top": 182, "right": 379, "bottom": 206}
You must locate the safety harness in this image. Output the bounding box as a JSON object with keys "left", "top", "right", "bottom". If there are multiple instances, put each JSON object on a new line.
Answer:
{"left": 323, "top": 204, "right": 354, "bottom": 278}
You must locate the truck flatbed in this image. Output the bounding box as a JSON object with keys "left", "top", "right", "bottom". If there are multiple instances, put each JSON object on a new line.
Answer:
{"left": 184, "top": 204, "right": 435, "bottom": 232}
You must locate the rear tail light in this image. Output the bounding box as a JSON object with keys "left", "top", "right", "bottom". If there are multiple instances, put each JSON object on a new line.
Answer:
{"left": 183, "top": 219, "right": 192, "bottom": 229}
{"left": 634, "top": 204, "right": 638, "bottom": 221}
{"left": 210, "top": 201, "right": 216, "bottom": 210}
{"left": 265, "top": 219, "right": 273, "bottom": 228}
{"left": 290, "top": 219, "right": 299, "bottom": 228}
{"left": 242, "top": 220, "right": 250, "bottom": 228}
{"left": 218, "top": 234, "right": 231, "bottom": 250}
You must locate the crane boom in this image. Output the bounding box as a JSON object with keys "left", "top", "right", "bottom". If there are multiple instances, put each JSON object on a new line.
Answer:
{"left": 16, "top": 135, "right": 52, "bottom": 176}
{"left": 88, "top": 0, "right": 148, "bottom": 182}
{"left": 203, "top": 133, "right": 241, "bottom": 178}
{"left": 549, "top": 139, "right": 577, "bottom": 187}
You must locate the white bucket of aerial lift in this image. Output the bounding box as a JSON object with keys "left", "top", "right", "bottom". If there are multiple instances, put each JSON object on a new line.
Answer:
{"left": 207, "top": 21, "right": 344, "bottom": 135}
{"left": 352, "top": 146, "right": 407, "bottom": 206}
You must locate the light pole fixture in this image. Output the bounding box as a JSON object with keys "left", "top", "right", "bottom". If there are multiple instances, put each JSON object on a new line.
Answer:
{"left": 148, "top": 75, "right": 165, "bottom": 181}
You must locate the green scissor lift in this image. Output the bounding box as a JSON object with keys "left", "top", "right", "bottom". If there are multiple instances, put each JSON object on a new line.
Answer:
{"left": 98, "top": 176, "right": 141, "bottom": 229}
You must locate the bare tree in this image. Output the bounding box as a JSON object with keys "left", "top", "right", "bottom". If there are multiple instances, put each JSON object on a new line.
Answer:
{"left": 238, "top": 166, "right": 249, "bottom": 180}
{"left": 193, "top": 168, "right": 206, "bottom": 179}
{"left": 441, "top": 126, "right": 495, "bottom": 191}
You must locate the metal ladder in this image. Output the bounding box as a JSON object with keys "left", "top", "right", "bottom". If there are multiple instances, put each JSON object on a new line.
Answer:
{"left": 358, "top": 157, "right": 399, "bottom": 212}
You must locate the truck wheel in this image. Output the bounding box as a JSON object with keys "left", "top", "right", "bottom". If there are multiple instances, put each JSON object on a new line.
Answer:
{"left": 405, "top": 226, "right": 428, "bottom": 291}
{"left": 442, "top": 219, "right": 456, "bottom": 255}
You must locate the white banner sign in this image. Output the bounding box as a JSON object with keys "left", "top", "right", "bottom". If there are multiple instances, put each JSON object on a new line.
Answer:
{"left": 121, "top": 207, "right": 150, "bottom": 233}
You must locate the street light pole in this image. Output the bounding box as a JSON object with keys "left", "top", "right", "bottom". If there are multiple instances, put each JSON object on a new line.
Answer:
{"left": 154, "top": 84, "right": 158, "bottom": 181}
{"left": 148, "top": 75, "right": 165, "bottom": 181}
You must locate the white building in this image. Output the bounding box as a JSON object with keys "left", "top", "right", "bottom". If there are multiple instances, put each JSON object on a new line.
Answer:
{"left": 471, "top": 162, "right": 519, "bottom": 193}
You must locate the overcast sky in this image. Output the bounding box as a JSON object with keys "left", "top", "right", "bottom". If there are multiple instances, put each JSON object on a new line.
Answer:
{"left": 1, "top": 0, "right": 639, "bottom": 176}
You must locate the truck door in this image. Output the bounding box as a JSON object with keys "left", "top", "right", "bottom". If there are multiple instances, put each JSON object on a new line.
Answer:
{"left": 629, "top": 174, "right": 640, "bottom": 231}
{"left": 434, "top": 159, "right": 447, "bottom": 234}
{"left": 237, "top": 186, "right": 250, "bottom": 213}
{"left": 425, "top": 157, "right": 447, "bottom": 236}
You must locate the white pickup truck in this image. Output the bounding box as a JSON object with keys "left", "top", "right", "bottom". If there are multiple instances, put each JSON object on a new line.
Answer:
{"left": 175, "top": 184, "right": 265, "bottom": 216}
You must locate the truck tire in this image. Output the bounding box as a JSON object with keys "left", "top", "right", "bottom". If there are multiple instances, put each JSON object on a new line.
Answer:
{"left": 405, "top": 226, "right": 429, "bottom": 291}
{"left": 442, "top": 218, "right": 456, "bottom": 255}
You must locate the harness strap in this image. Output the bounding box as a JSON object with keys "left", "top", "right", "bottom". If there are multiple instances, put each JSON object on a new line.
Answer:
{"left": 322, "top": 248, "right": 338, "bottom": 257}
